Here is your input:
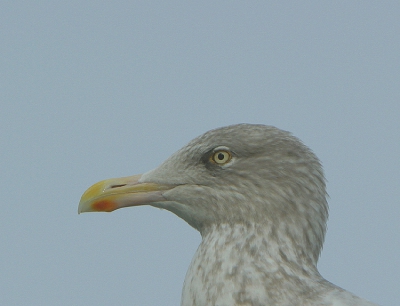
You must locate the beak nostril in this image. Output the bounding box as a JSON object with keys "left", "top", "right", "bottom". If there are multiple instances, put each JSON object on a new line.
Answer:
{"left": 110, "top": 184, "right": 127, "bottom": 189}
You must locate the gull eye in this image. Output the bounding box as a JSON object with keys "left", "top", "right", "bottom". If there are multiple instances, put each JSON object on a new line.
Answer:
{"left": 211, "top": 150, "right": 232, "bottom": 165}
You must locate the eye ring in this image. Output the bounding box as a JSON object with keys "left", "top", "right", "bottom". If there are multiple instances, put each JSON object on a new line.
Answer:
{"left": 211, "top": 150, "right": 232, "bottom": 165}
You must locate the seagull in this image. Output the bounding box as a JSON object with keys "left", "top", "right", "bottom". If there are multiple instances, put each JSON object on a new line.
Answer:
{"left": 79, "top": 124, "right": 378, "bottom": 306}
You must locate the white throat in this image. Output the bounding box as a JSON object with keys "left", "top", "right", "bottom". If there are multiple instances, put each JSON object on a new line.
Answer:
{"left": 181, "top": 223, "right": 326, "bottom": 306}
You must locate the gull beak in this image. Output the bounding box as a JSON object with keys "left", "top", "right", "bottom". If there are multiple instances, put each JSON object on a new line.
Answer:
{"left": 78, "top": 174, "right": 174, "bottom": 213}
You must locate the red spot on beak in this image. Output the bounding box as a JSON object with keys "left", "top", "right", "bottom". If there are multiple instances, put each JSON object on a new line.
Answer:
{"left": 92, "top": 200, "right": 118, "bottom": 212}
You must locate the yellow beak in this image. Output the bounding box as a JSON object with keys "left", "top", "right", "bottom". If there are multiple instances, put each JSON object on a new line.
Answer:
{"left": 78, "top": 174, "right": 174, "bottom": 213}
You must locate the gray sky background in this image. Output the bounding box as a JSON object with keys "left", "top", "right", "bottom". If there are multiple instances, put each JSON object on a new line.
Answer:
{"left": 1, "top": 2, "right": 399, "bottom": 305}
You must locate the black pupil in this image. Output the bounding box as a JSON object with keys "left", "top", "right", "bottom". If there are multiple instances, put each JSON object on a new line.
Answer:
{"left": 217, "top": 153, "right": 225, "bottom": 160}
